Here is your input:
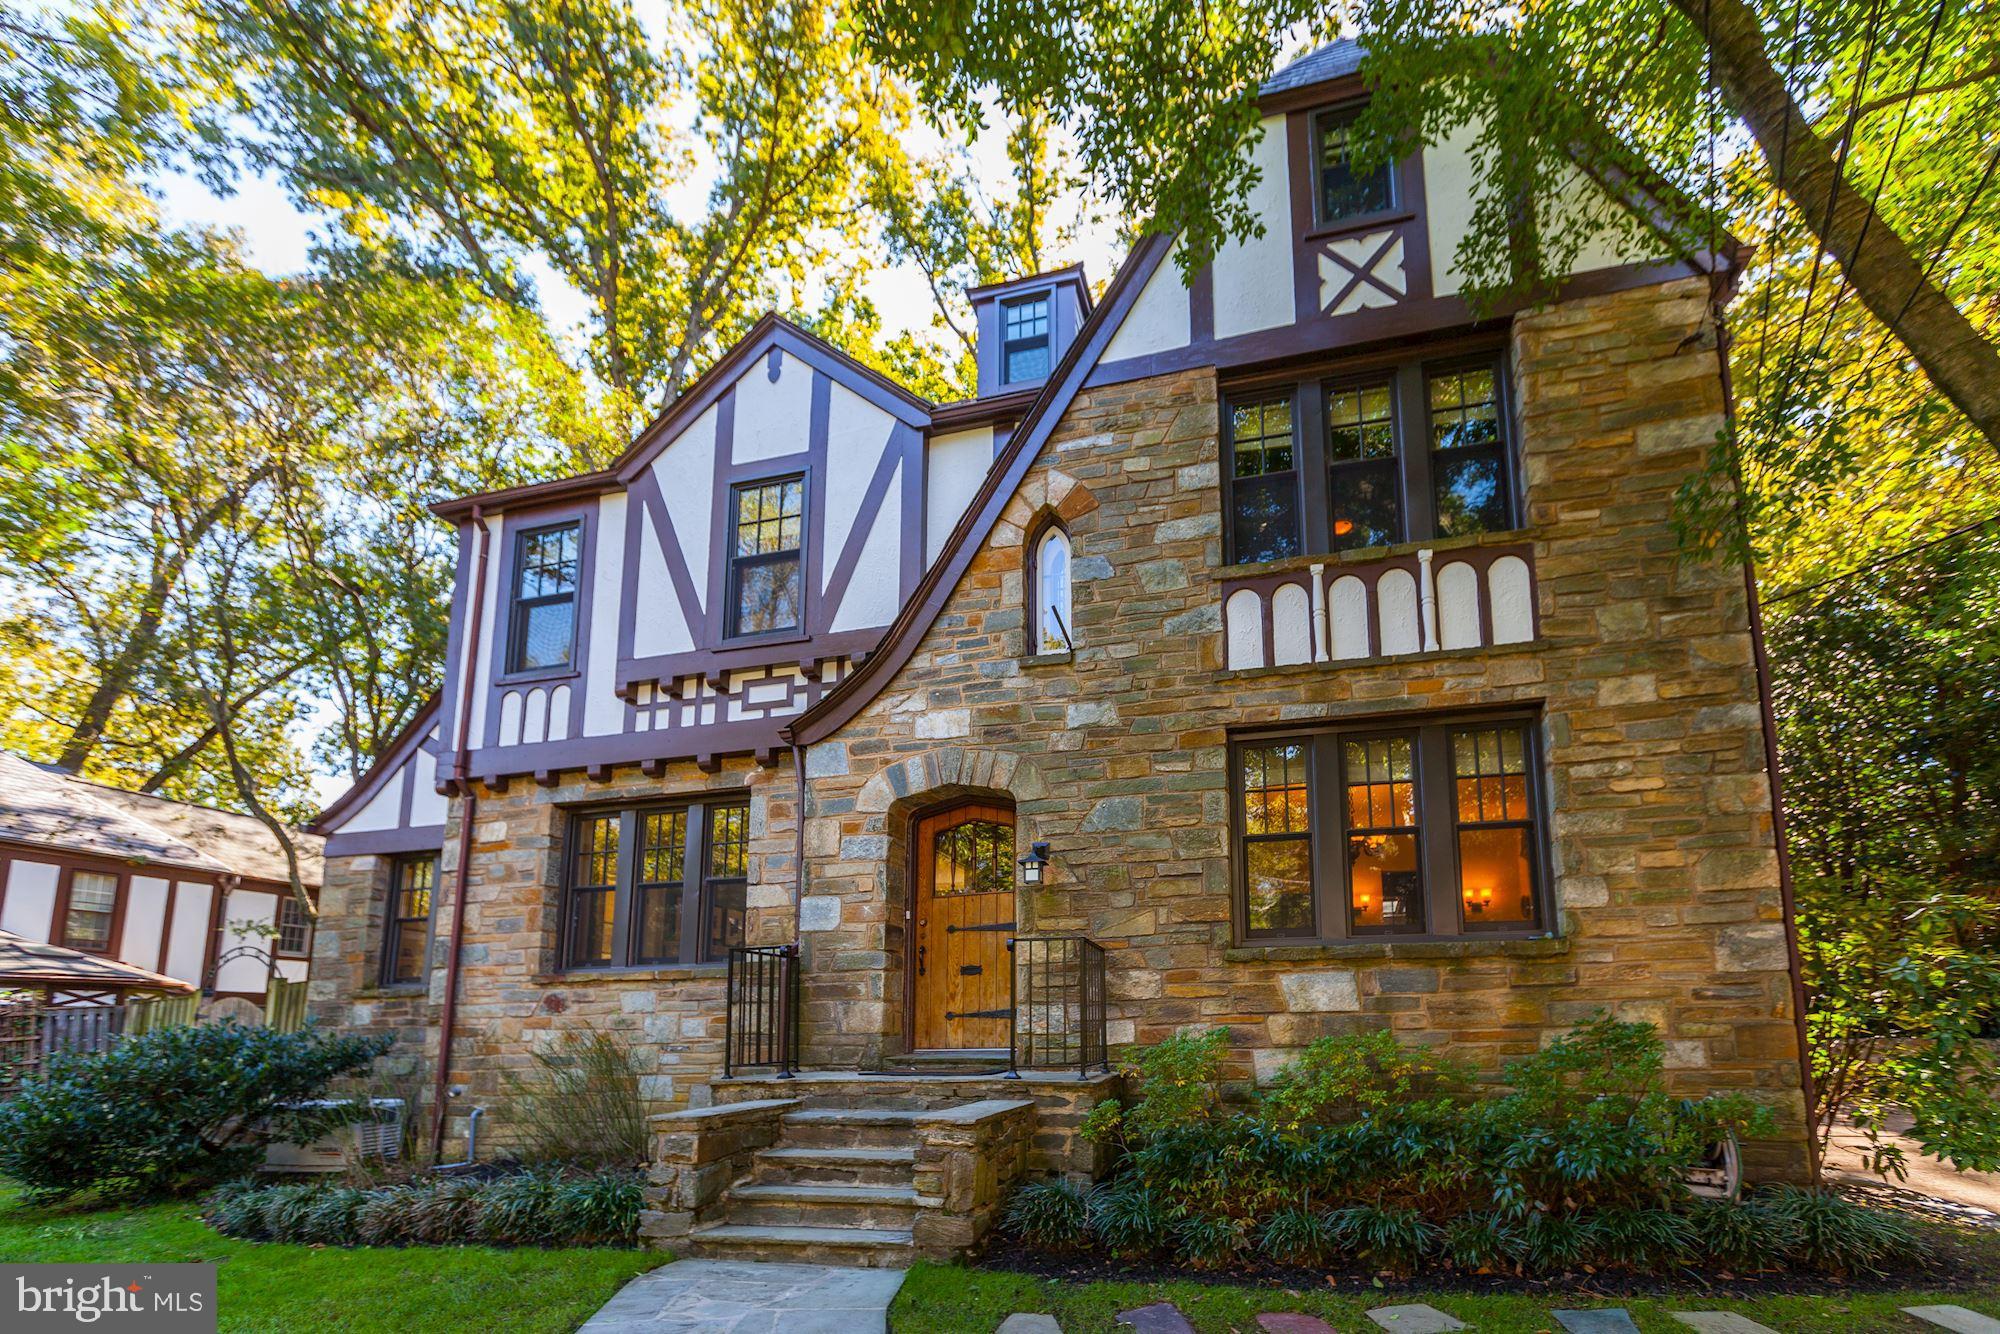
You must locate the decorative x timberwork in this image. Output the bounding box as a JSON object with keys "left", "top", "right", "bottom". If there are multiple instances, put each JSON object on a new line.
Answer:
{"left": 1316, "top": 229, "right": 1407, "bottom": 316}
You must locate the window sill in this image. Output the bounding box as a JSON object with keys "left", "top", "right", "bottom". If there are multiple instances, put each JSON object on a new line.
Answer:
{"left": 1020, "top": 651, "right": 1073, "bottom": 668}
{"left": 1223, "top": 934, "right": 1566, "bottom": 964}
{"left": 1303, "top": 209, "right": 1417, "bottom": 244}
{"left": 496, "top": 665, "right": 581, "bottom": 688}
{"left": 355, "top": 983, "right": 426, "bottom": 999}
{"left": 534, "top": 965, "right": 727, "bottom": 985}
{"left": 1217, "top": 528, "right": 1532, "bottom": 582}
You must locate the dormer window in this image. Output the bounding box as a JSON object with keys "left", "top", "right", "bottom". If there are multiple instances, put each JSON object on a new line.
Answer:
{"left": 729, "top": 476, "right": 804, "bottom": 637}
{"left": 1002, "top": 294, "right": 1052, "bottom": 384}
{"left": 1314, "top": 105, "right": 1395, "bottom": 226}
{"left": 507, "top": 521, "right": 581, "bottom": 673}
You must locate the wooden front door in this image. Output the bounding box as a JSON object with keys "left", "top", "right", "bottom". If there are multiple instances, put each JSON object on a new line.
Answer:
{"left": 911, "top": 802, "right": 1016, "bottom": 1051}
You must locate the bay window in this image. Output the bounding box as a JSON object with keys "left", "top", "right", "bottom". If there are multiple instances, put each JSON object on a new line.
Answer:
{"left": 1233, "top": 714, "right": 1548, "bottom": 943}
{"left": 563, "top": 798, "right": 750, "bottom": 969}
{"left": 1223, "top": 347, "right": 1517, "bottom": 565}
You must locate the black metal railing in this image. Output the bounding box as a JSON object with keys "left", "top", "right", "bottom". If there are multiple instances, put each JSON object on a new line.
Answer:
{"left": 1005, "top": 936, "right": 1109, "bottom": 1078}
{"left": 724, "top": 944, "right": 799, "bottom": 1078}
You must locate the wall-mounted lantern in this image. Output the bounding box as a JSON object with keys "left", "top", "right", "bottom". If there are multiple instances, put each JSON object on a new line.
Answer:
{"left": 1017, "top": 841, "right": 1052, "bottom": 887}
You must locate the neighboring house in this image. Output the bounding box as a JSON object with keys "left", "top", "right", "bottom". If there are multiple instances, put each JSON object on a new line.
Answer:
{"left": 313, "top": 38, "right": 1810, "bottom": 1250}
{"left": 0, "top": 752, "right": 319, "bottom": 1005}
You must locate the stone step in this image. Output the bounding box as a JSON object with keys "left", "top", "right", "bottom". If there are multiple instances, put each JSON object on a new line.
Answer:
{"left": 753, "top": 1144, "right": 917, "bottom": 1186}
{"left": 683, "top": 1222, "right": 915, "bottom": 1268}
{"left": 724, "top": 1181, "right": 921, "bottom": 1229}
{"left": 780, "top": 1106, "right": 925, "bottom": 1149}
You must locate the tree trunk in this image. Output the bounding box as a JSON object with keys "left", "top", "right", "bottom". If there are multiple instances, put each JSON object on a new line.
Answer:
{"left": 1678, "top": 0, "right": 2000, "bottom": 456}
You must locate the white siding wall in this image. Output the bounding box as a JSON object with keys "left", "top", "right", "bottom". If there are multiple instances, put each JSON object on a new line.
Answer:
{"left": 925, "top": 427, "right": 994, "bottom": 566}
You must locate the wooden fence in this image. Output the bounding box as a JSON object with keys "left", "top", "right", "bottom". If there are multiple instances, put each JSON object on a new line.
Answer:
{"left": 1, "top": 981, "right": 311, "bottom": 1093}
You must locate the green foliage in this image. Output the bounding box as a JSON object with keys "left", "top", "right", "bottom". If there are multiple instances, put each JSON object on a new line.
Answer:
{"left": 1010, "top": 1021, "right": 1911, "bottom": 1277}
{"left": 504, "top": 1026, "right": 651, "bottom": 1168}
{"left": 206, "top": 1169, "right": 643, "bottom": 1248}
{"left": 1258, "top": 1029, "right": 1468, "bottom": 1135}
{"left": 1799, "top": 878, "right": 2000, "bottom": 1173}
{"left": 0, "top": 1021, "right": 389, "bottom": 1201}
{"left": 1001, "top": 1178, "right": 1091, "bottom": 1250}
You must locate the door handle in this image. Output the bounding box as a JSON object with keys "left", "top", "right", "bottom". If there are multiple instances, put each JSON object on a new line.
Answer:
{"left": 917, "top": 944, "right": 926, "bottom": 977}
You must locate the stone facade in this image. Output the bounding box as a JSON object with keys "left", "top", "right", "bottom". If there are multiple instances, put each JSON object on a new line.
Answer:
{"left": 791, "top": 276, "right": 1809, "bottom": 1178}
{"left": 311, "top": 754, "right": 797, "bottom": 1148}
{"left": 311, "top": 274, "right": 1809, "bottom": 1179}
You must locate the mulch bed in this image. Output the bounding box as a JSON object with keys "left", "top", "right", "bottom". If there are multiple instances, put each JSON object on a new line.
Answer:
{"left": 972, "top": 1184, "right": 2000, "bottom": 1301}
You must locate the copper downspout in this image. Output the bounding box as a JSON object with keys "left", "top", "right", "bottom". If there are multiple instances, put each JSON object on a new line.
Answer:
{"left": 1709, "top": 304, "right": 1822, "bottom": 1180}
{"left": 431, "top": 504, "right": 491, "bottom": 1160}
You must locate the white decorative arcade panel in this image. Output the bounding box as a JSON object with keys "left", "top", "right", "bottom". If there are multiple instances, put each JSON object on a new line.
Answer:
{"left": 1222, "top": 544, "right": 1538, "bottom": 672}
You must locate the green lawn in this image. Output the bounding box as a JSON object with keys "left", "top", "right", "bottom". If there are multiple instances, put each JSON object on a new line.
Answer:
{"left": 0, "top": 1187, "right": 666, "bottom": 1333}
{"left": 892, "top": 1254, "right": 2000, "bottom": 1332}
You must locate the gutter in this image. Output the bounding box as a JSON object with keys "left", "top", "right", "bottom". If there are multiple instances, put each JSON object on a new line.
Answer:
{"left": 1709, "top": 300, "right": 1821, "bottom": 1181}
{"left": 430, "top": 504, "right": 492, "bottom": 1161}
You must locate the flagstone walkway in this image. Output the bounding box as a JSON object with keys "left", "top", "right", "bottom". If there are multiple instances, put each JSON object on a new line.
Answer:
{"left": 578, "top": 1258, "right": 905, "bottom": 1333}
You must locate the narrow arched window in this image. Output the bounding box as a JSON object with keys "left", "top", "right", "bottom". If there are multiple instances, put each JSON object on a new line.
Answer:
{"left": 1034, "top": 525, "right": 1072, "bottom": 653}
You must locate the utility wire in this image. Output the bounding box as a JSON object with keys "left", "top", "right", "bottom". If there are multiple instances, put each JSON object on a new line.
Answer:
{"left": 1766, "top": 510, "right": 2000, "bottom": 604}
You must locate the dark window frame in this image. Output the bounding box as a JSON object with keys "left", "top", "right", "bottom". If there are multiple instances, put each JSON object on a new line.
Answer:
{"left": 379, "top": 853, "right": 437, "bottom": 987}
{"left": 560, "top": 795, "right": 752, "bottom": 971}
{"left": 1221, "top": 342, "right": 1519, "bottom": 565}
{"left": 1229, "top": 710, "right": 1553, "bottom": 947}
{"left": 1000, "top": 292, "right": 1053, "bottom": 385}
{"left": 504, "top": 519, "right": 583, "bottom": 676}
{"left": 725, "top": 474, "right": 807, "bottom": 642}
{"left": 1309, "top": 102, "right": 1400, "bottom": 230}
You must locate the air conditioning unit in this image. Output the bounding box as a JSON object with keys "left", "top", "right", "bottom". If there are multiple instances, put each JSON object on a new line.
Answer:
{"left": 262, "top": 1098, "right": 405, "bottom": 1174}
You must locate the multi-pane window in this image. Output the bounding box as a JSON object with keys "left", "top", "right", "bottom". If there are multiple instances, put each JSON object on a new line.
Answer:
{"left": 1227, "top": 397, "right": 1301, "bottom": 564}
{"left": 62, "top": 871, "right": 118, "bottom": 951}
{"left": 1223, "top": 350, "right": 1514, "bottom": 564}
{"left": 729, "top": 477, "right": 804, "bottom": 637}
{"left": 1239, "top": 742, "right": 1312, "bottom": 937}
{"left": 276, "top": 894, "right": 312, "bottom": 956}
{"left": 1232, "top": 717, "right": 1546, "bottom": 943}
{"left": 1315, "top": 106, "right": 1395, "bottom": 225}
{"left": 563, "top": 799, "right": 750, "bottom": 969}
{"left": 1002, "top": 294, "right": 1052, "bottom": 384}
{"left": 382, "top": 855, "right": 435, "bottom": 985}
{"left": 507, "top": 522, "right": 581, "bottom": 673}
{"left": 1429, "top": 366, "right": 1508, "bottom": 538}
{"left": 1325, "top": 380, "right": 1400, "bottom": 550}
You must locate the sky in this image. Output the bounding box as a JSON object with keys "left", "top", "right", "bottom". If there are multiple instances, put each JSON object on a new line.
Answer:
{"left": 146, "top": 107, "right": 1124, "bottom": 808}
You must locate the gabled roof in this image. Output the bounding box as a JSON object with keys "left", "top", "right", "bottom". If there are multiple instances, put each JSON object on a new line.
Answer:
{"left": 310, "top": 696, "right": 440, "bottom": 835}
{"left": 0, "top": 929, "right": 195, "bottom": 994}
{"left": 0, "top": 752, "right": 322, "bottom": 887}
{"left": 434, "top": 313, "right": 937, "bottom": 520}
{"left": 786, "top": 232, "right": 1178, "bottom": 746}
{"left": 1261, "top": 37, "right": 1365, "bottom": 97}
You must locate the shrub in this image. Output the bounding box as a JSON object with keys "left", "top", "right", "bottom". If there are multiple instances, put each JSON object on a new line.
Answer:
{"left": 205, "top": 1169, "right": 642, "bottom": 1248}
{"left": 1011, "top": 1017, "right": 1921, "bottom": 1278}
{"left": 1002, "top": 1178, "right": 1091, "bottom": 1249}
{"left": 0, "top": 1021, "right": 390, "bottom": 1201}
{"left": 1764, "top": 1185, "right": 1925, "bottom": 1275}
{"left": 505, "top": 1027, "right": 649, "bottom": 1168}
